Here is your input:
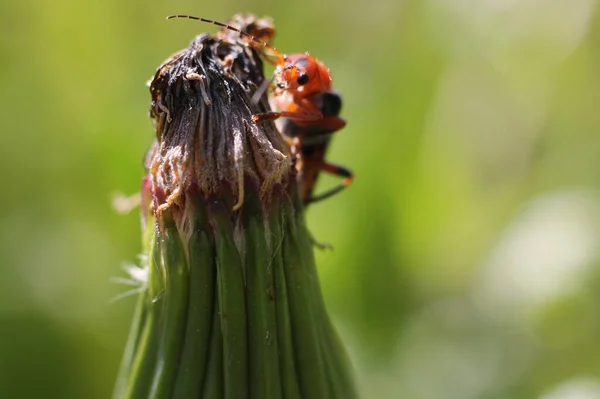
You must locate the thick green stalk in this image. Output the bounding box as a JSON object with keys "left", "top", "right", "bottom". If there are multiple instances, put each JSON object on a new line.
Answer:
{"left": 291, "top": 194, "right": 357, "bottom": 399}
{"left": 244, "top": 196, "right": 283, "bottom": 399}
{"left": 121, "top": 232, "right": 164, "bottom": 399}
{"left": 270, "top": 203, "right": 302, "bottom": 399}
{"left": 171, "top": 201, "right": 215, "bottom": 399}
{"left": 211, "top": 201, "right": 248, "bottom": 399}
{"left": 281, "top": 199, "right": 330, "bottom": 398}
{"left": 149, "top": 213, "right": 190, "bottom": 399}
{"left": 200, "top": 290, "right": 224, "bottom": 398}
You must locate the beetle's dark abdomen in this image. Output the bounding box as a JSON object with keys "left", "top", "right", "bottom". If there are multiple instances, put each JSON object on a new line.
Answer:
{"left": 279, "top": 90, "right": 345, "bottom": 203}
{"left": 281, "top": 90, "right": 343, "bottom": 140}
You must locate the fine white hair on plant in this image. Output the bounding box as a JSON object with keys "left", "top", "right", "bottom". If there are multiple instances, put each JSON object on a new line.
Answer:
{"left": 109, "top": 258, "right": 149, "bottom": 303}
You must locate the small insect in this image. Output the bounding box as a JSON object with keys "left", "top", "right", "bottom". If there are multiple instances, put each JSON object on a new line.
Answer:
{"left": 167, "top": 14, "right": 353, "bottom": 204}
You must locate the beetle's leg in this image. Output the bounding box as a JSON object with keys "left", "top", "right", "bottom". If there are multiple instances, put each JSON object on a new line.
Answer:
{"left": 304, "top": 161, "right": 353, "bottom": 204}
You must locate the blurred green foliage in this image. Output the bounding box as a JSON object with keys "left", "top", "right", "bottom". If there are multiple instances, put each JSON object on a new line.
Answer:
{"left": 2, "top": 0, "right": 600, "bottom": 398}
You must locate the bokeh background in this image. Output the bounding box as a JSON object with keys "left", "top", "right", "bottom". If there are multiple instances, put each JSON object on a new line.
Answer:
{"left": 2, "top": 0, "right": 600, "bottom": 398}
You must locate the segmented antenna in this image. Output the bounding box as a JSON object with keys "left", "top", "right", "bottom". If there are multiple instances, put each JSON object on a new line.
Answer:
{"left": 167, "top": 15, "right": 285, "bottom": 64}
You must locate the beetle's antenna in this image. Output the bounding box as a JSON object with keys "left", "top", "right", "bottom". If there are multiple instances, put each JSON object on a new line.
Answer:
{"left": 167, "top": 15, "right": 285, "bottom": 64}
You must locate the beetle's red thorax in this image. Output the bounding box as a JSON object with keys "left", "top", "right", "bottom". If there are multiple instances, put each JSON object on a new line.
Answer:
{"left": 276, "top": 53, "right": 332, "bottom": 100}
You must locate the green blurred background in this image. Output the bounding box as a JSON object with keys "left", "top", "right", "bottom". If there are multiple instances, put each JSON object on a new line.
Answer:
{"left": 2, "top": 0, "right": 600, "bottom": 398}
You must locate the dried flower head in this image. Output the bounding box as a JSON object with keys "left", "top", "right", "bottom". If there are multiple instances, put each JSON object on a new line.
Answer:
{"left": 148, "top": 30, "right": 288, "bottom": 215}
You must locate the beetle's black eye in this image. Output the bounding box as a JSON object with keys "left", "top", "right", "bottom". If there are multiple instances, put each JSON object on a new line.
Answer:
{"left": 297, "top": 74, "right": 309, "bottom": 85}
